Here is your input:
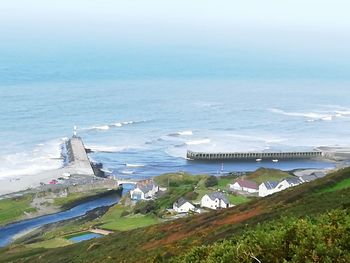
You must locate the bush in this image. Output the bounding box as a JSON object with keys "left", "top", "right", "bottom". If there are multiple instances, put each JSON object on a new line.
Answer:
{"left": 133, "top": 200, "right": 157, "bottom": 215}
{"left": 176, "top": 209, "right": 350, "bottom": 263}
{"left": 120, "top": 210, "right": 131, "bottom": 217}
{"left": 205, "top": 176, "right": 218, "bottom": 187}
{"left": 184, "top": 191, "right": 199, "bottom": 200}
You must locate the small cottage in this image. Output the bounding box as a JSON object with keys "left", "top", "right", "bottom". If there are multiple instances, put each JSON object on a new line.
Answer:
{"left": 230, "top": 179, "right": 258, "bottom": 193}
{"left": 258, "top": 181, "right": 279, "bottom": 197}
{"left": 130, "top": 180, "right": 159, "bottom": 200}
{"left": 276, "top": 177, "right": 303, "bottom": 191}
{"left": 201, "top": 192, "right": 230, "bottom": 210}
{"left": 173, "top": 198, "right": 195, "bottom": 213}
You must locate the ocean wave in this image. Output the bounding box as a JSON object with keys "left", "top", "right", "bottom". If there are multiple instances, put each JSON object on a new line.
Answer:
{"left": 269, "top": 108, "right": 336, "bottom": 122}
{"left": 185, "top": 139, "right": 211, "bottom": 146}
{"left": 86, "top": 145, "right": 128, "bottom": 153}
{"left": 120, "top": 170, "right": 135, "bottom": 175}
{"left": 84, "top": 120, "right": 147, "bottom": 132}
{"left": 0, "top": 139, "right": 64, "bottom": 179}
{"left": 169, "top": 130, "right": 193, "bottom": 137}
{"left": 91, "top": 125, "right": 110, "bottom": 131}
{"left": 101, "top": 168, "right": 113, "bottom": 174}
{"left": 125, "top": 163, "right": 145, "bottom": 168}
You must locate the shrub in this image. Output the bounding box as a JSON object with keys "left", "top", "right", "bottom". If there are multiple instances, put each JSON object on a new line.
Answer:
{"left": 133, "top": 200, "right": 157, "bottom": 214}
{"left": 205, "top": 176, "right": 218, "bottom": 187}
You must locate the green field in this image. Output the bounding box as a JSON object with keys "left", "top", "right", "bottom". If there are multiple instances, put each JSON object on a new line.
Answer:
{"left": 98, "top": 205, "right": 159, "bottom": 231}
{"left": 0, "top": 194, "right": 36, "bottom": 226}
{"left": 227, "top": 194, "right": 251, "bottom": 205}
{"left": 319, "top": 177, "right": 350, "bottom": 193}
{"left": 26, "top": 238, "right": 72, "bottom": 249}
{"left": 216, "top": 177, "right": 234, "bottom": 189}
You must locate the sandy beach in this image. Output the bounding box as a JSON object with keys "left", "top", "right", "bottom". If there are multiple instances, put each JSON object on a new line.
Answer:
{"left": 0, "top": 167, "right": 72, "bottom": 196}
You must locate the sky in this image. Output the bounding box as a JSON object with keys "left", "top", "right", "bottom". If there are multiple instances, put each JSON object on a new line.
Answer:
{"left": 0, "top": 0, "right": 350, "bottom": 82}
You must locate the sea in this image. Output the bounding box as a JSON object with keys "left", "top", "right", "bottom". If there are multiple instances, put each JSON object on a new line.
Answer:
{"left": 1, "top": 79, "right": 350, "bottom": 180}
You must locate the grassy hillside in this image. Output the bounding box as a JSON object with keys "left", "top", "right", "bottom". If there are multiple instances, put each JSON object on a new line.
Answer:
{"left": 245, "top": 167, "right": 292, "bottom": 183}
{"left": 1, "top": 167, "right": 350, "bottom": 262}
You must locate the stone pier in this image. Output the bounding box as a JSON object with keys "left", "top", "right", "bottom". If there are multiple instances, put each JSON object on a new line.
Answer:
{"left": 66, "top": 136, "right": 95, "bottom": 175}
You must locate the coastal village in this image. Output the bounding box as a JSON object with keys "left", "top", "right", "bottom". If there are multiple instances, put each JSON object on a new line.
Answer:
{"left": 124, "top": 166, "right": 327, "bottom": 217}
{"left": 0, "top": 135, "right": 338, "bottom": 249}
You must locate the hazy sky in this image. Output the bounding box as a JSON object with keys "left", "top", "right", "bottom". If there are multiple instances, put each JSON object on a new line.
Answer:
{"left": 1, "top": 1, "right": 349, "bottom": 81}
{"left": 1, "top": 1, "right": 349, "bottom": 44}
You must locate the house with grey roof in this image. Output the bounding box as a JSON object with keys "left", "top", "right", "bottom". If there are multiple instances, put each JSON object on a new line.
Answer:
{"left": 200, "top": 192, "right": 231, "bottom": 210}
{"left": 130, "top": 180, "right": 159, "bottom": 200}
{"left": 259, "top": 177, "right": 304, "bottom": 197}
{"left": 173, "top": 197, "right": 195, "bottom": 213}
{"left": 300, "top": 174, "right": 318, "bottom": 183}
{"left": 258, "top": 181, "right": 279, "bottom": 197}
{"left": 276, "top": 177, "right": 303, "bottom": 192}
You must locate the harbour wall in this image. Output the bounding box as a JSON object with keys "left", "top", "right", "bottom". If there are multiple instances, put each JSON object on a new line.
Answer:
{"left": 187, "top": 150, "right": 323, "bottom": 161}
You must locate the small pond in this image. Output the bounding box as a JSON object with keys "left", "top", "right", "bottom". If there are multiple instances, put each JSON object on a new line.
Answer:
{"left": 68, "top": 232, "right": 103, "bottom": 243}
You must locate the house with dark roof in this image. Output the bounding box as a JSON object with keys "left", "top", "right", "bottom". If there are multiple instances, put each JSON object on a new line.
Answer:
{"left": 230, "top": 179, "right": 258, "bottom": 193}
{"left": 173, "top": 197, "right": 195, "bottom": 213}
{"left": 130, "top": 180, "right": 159, "bottom": 200}
{"left": 258, "top": 181, "right": 279, "bottom": 197}
{"left": 200, "top": 192, "right": 231, "bottom": 210}
{"left": 276, "top": 177, "right": 303, "bottom": 192}
{"left": 300, "top": 171, "right": 326, "bottom": 183}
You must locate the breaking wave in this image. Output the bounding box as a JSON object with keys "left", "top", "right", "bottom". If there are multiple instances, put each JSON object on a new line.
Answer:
{"left": 269, "top": 108, "right": 338, "bottom": 122}
{"left": 86, "top": 145, "right": 129, "bottom": 153}
{"left": 84, "top": 120, "right": 147, "bottom": 132}
{"left": 125, "top": 163, "right": 145, "bottom": 168}
{"left": 185, "top": 139, "right": 211, "bottom": 146}
{"left": 0, "top": 139, "right": 64, "bottom": 179}
{"left": 169, "top": 130, "right": 193, "bottom": 137}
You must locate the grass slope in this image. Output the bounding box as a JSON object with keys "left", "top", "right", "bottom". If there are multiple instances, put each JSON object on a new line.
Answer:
{"left": 1, "top": 167, "right": 350, "bottom": 263}
{"left": 0, "top": 194, "right": 36, "bottom": 226}
{"left": 98, "top": 205, "right": 158, "bottom": 231}
{"left": 245, "top": 167, "right": 292, "bottom": 183}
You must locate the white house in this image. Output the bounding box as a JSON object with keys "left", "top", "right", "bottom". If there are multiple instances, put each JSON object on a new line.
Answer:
{"left": 258, "top": 181, "right": 279, "bottom": 197}
{"left": 230, "top": 179, "right": 258, "bottom": 193}
{"left": 201, "top": 192, "right": 230, "bottom": 210}
{"left": 276, "top": 177, "right": 303, "bottom": 191}
{"left": 173, "top": 198, "right": 195, "bottom": 213}
{"left": 130, "top": 180, "right": 159, "bottom": 200}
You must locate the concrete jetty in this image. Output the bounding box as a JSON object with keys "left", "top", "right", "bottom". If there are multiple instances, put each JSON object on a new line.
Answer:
{"left": 187, "top": 150, "right": 323, "bottom": 161}
{"left": 66, "top": 136, "right": 95, "bottom": 175}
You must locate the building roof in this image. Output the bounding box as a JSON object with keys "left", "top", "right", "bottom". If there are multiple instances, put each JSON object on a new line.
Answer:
{"left": 312, "top": 172, "right": 326, "bottom": 178}
{"left": 136, "top": 180, "right": 157, "bottom": 193}
{"left": 207, "top": 192, "right": 229, "bottom": 204}
{"left": 175, "top": 197, "right": 191, "bottom": 207}
{"left": 284, "top": 177, "right": 303, "bottom": 185}
{"left": 263, "top": 181, "right": 279, "bottom": 190}
{"left": 301, "top": 174, "right": 318, "bottom": 182}
{"left": 235, "top": 179, "right": 258, "bottom": 190}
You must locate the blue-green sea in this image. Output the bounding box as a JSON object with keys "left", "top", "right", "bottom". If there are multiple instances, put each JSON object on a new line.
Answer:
{"left": 1, "top": 78, "right": 349, "bottom": 179}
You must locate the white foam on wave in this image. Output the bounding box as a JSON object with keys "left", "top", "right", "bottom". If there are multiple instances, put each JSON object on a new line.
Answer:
{"left": 86, "top": 145, "right": 129, "bottom": 153}
{"left": 125, "top": 163, "right": 145, "bottom": 168}
{"left": 0, "top": 139, "right": 64, "bottom": 179}
{"left": 85, "top": 120, "right": 147, "bottom": 132}
{"left": 270, "top": 108, "right": 337, "bottom": 122}
{"left": 177, "top": 130, "right": 193, "bottom": 136}
{"left": 92, "top": 125, "right": 110, "bottom": 131}
{"left": 168, "top": 130, "right": 194, "bottom": 137}
{"left": 185, "top": 139, "right": 211, "bottom": 146}
{"left": 121, "top": 170, "right": 135, "bottom": 175}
